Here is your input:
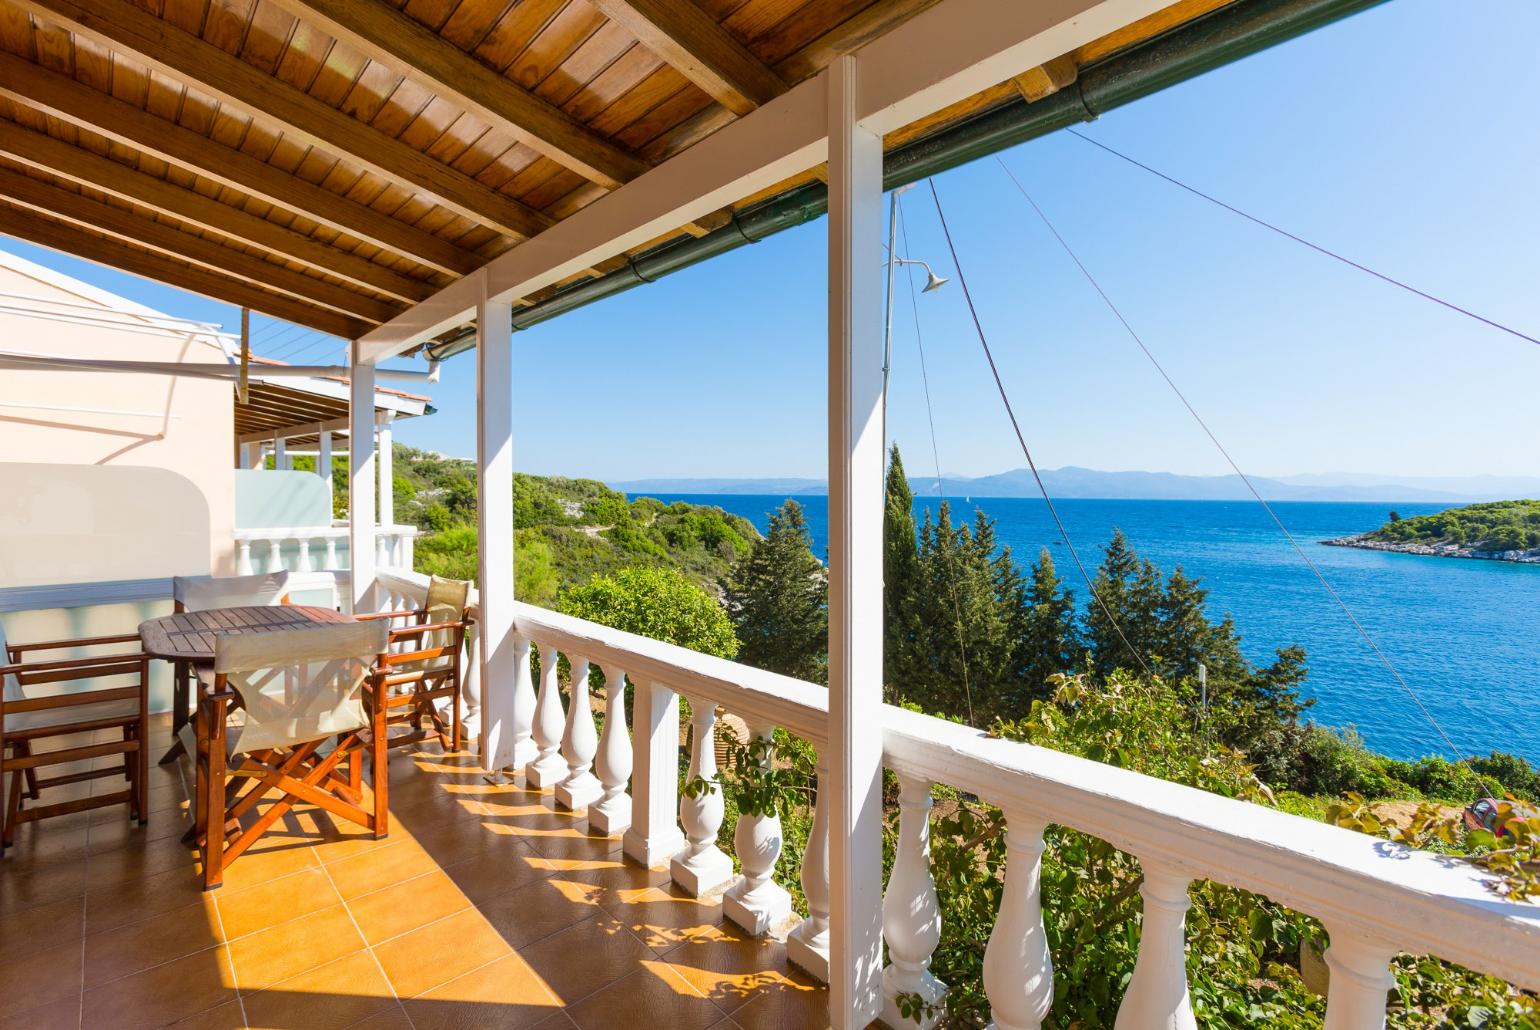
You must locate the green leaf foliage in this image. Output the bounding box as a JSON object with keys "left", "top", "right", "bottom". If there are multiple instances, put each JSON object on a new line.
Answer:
{"left": 1366, "top": 499, "right": 1540, "bottom": 552}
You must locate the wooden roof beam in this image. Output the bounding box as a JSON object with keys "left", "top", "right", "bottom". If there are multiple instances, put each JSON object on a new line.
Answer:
{"left": 588, "top": 0, "right": 788, "bottom": 116}
{"left": 0, "top": 121, "right": 434, "bottom": 305}
{"left": 0, "top": 165, "right": 402, "bottom": 324}
{"left": 0, "top": 53, "right": 476, "bottom": 278}
{"left": 14, "top": 0, "right": 552, "bottom": 241}
{"left": 266, "top": 0, "right": 650, "bottom": 191}
{"left": 0, "top": 202, "right": 370, "bottom": 339}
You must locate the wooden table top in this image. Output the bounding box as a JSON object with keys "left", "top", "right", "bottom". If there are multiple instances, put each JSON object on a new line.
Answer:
{"left": 139, "top": 605, "right": 353, "bottom": 663}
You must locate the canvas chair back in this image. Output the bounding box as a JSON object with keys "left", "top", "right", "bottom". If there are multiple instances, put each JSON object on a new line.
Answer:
{"left": 420, "top": 575, "right": 471, "bottom": 654}
{"left": 174, "top": 571, "right": 291, "bottom": 612}
{"left": 214, "top": 620, "right": 387, "bottom": 754}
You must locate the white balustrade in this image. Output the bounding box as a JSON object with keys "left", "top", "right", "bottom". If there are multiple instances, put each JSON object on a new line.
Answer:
{"left": 623, "top": 679, "right": 685, "bottom": 869}
{"left": 525, "top": 643, "right": 568, "bottom": 789}
{"left": 265, "top": 538, "right": 284, "bottom": 574}
{"left": 296, "top": 537, "right": 314, "bottom": 573}
{"left": 983, "top": 813, "right": 1053, "bottom": 1030}
{"left": 461, "top": 623, "right": 483, "bottom": 747}
{"left": 233, "top": 525, "right": 417, "bottom": 580}
{"left": 1322, "top": 932, "right": 1399, "bottom": 1030}
{"left": 724, "top": 720, "right": 793, "bottom": 936}
{"left": 671, "top": 698, "right": 734, "bottom": 896}
{"left": 588, "top": 660, "right": 632, "bottom": 835}
{"left": 786, "top": 757, "right": 832, "bottom": 982}
{"left": 323, "top": 534, "right": 340, "bottom": 571}
{"left": 235, "top": 540, "right": 254, "bottom": 576}
{"left": 554, "top": 656, "right": 601, "bottom": 809}
{"left": 509, "top": 636, "right": 538, "bottom": 771}
{"left": 1115, "top": 866, "right": 1196, "bottom": 1030}
{"left": 881, "top": 774, "right": 946, "bottom": 1029}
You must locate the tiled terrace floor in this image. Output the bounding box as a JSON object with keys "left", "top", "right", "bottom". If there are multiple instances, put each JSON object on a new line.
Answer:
{"left": 1, "top": 715, "right": 829, "bottom": 1029}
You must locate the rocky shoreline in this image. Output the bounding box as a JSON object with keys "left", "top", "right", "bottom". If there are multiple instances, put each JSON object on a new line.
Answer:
{"left": 1322, "top": 534, "right": 1540, "bottom": 564}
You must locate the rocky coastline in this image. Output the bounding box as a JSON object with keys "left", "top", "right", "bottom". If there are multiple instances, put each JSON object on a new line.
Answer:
{"left": 1322, "top": 534, "right": 1540, "bottom": 564}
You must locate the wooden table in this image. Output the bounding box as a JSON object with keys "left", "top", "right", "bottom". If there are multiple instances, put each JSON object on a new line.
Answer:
{"left": 140, "top": 605, "right": 353, "bottom": 763}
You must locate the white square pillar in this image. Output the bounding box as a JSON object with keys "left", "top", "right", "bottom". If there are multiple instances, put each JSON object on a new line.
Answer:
{"left": 318, "top": 429, "right": 333, "bottom": 504}
{"left": 273, "top": 436, "right": 288, "bottom": 470}
{"left": 476, "top": 294, "right": 517, "bottom": 772}
{"left": 348, "top": 350, "right": 376, "bottom": 614}
{"left": 825, "top": 54, "right": 886, "bottom": 1029}
{"left": 377, "top": 414, "right": 394, "bottom": 528}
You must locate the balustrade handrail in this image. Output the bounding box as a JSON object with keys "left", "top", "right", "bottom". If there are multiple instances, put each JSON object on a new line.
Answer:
{"left": 234, "top": 523, "right": 419, "bottom": 540}
{"left": 373, "top": 566, "right": 1540, "bottom": 996}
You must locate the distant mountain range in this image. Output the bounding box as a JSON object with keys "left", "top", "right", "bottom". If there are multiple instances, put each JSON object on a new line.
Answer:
{"left": 614, "top": 467, "right": 1540, "bottom": 503}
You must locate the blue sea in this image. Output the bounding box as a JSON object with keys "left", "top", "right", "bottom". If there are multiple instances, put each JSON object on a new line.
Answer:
{"left": 633, "top": 494, "right": 1540, "bottom": 764}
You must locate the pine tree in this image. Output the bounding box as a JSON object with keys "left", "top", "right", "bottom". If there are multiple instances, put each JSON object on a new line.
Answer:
{"left": 1017, "top": 549, "right": 1080, "bottom": 704}
{"left": 725, "top": 499, "right": 828, "bottom": 682}
{"left": 1085, "top": 529, "right": 1148, "bottom": 675}
{"left": 884, "top": 445, "right": 923, "bottom": 693}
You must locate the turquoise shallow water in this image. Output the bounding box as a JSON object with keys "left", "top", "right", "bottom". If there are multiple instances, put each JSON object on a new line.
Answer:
{"left": 633, "top": 494, "right": 1540, "bottom": 763}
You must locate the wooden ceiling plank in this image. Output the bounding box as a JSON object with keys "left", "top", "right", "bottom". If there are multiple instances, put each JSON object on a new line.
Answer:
{"left": 0, "top": 201, "right": 369, "bottom": 338}
{"left": 0, "top": 163, "right": 402, "bottom": 323}
{"left": 265, "top": 0, "right": 649, "bottom": 190}
{"left": 0, "top": 49, "right": 477, "bottom": 276}
{"left": 13, "top": 0, "right": 553, "bottom": 240}
{"left": 588, "top": 0, "right": 787, "bottom": 116}
{"left": 0, "top": 120, "right": 434, "bottom": 303}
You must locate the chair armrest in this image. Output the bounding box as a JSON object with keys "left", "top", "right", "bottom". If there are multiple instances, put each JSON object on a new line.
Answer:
{"left": 3, "top": 651, "right": 147, "bottom": 679}
{"left": 385, "top": 619, "right": 467, "bottom": 643}
{"left": 355, "top": 609, "right": 422, "bottom": 624}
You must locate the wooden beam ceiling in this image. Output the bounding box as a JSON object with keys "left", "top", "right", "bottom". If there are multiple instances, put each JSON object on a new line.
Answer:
{"left": 0, "top": 121, "right": 434, "bottom": 305}
{"left": 0, "top": 52, "right": 477, "bottom": 278}
{"left": 0, "top": 164, "right": 402, "bottom": 323}
{"left": 0, "top": 201, "right": 370, "bottom": 338}
{"left": 13, "top": 0, "right": 552, "bottom": 241}
{"left": 265, "top": 0, "right": 651, "bottom": 192}
{"left": 588, "top": 0, "right": 788, "bottom": 116}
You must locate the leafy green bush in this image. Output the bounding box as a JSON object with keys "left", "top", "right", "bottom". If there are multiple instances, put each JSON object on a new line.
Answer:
{"left": 557, "top": 566, "right": 738, "bottom": 659}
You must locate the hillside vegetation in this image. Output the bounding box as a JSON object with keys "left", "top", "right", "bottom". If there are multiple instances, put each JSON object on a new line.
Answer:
{"left": 1367, "top": 499, "right": 1540, "bottom": 552}
{"left": 389, "top": 445, "right": 758, "bottom": 603}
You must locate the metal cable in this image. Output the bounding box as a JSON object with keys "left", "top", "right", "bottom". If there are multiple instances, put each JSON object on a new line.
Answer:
{"left": 996, "top": 155, "right": 1467, "bottom": 758}
{"left": 926, "top": 177, "right": 1154, "bottom": 679}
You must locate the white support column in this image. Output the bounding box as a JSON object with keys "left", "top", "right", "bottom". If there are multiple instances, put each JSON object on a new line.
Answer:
{"left": 622, "top": 680, "right": 685, "bottom": 869}
{"left": 240, "top": 441, "right": 259, "bottom": 469}
{"left": 1115, "top": 866, "right": 1196, "bottom": 1030}
{"left": 377, "top": 413, "right": 394, "bottom": 529}
{"left": 273, "top": 436, "right": 288, "bottom": 471}
{"left": 476, "top": 295, "right": 518, "bottom": 775}
{"left": 825, "top": 52, "right": 886, "bottom": 1029}
{"left": 348, "top": 347, "right": 376, "bottom": 614}
{"left": 318, "top": 430, "right": 333, "bottom": 507}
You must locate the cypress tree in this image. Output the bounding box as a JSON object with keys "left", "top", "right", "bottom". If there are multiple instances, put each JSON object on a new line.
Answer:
{"left": 1017, "top": 549, "right": 1080, "bottom": 705}
{"left": 725, "top": 499, "right": 828, "bottom": 682}
{"left": 884, "top": 445, "right": 923, "bottom": 694}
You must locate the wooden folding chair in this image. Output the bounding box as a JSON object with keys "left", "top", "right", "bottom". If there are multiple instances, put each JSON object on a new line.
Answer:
{"left": 1, "top": 621, "right": 150, "bottom": 857}
{"left": 164, "top": 571, "right": 291, "bottom": 765}
{"left": 358, "top": 576, "right": 472, "bottom": 752}
{"left": 196, "top": 619, "right": 388, "bottom": 891}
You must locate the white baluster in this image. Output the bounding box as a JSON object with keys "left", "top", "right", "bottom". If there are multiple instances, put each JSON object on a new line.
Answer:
{"left": 525, "top": 644, "right": 568, "bottom": 789}
{"left": 787, "top": 756, "right": 831, "bottom": 981}
{"left": 588, "top": 662, "right": 633, "bottom": 835}
{"left": 882, "top": 774, "right": 946, "bottom": 1028}
{"left": 555, "top": 656, "right": 601, "bottom": 810}
{"left": 984, "top": 812, "right": 1053, "bottom": 1030}
{"left": 1322, "top": 931, "right": 1397, "bottom": 1030}
{"left": 1115, "top": 866, "right": 1195, "bottom": 1030}
{"left": 461, "top": 628, "right": 483, "bottom": 753}
{"left": 296, "top": 535, "right": 314, "bottom": 573}
{"left": 324, "top": 533, "right": 340, "bottom": 571}
{"left": 266, "top": 538, "right": 285, "bottom": 574}
{"left": 376, "top": 533, "right": 390, "bottom": 569}
{"left": 622, "top": 680, "right": 685, "bottom": 869}
{"left": 724, "top": 721, "right": 793, "bottom": 935}
{"left": 671, "top": 699, "right": 734, "bottom": 896}
{"left": 509, "top": 635, "right": 537, "bottom": 771}
{"left": 235, "top": 540, "right": 254, "bottom": 576}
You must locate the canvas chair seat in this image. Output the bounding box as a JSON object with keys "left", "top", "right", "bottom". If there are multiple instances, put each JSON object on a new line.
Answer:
{"left": 7, "top": 696, "right": 140, "bottom": 733}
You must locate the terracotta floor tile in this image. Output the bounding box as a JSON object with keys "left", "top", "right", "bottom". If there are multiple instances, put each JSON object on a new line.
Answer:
{"left": 438, "top": 839, "right": 550, "bottom": 903}
{"left": 0, "top": 893, "right": 84, "bottom": 961}
{"left": 85, "top": 864, "right": 205, "bottom": 934}
{"left": 226, "top": 903, "right": 366, "bottom": 993}
{"left": 410, "top": 808, "right": 530, "bottom": 868}
{"left": 399, "top": 952, "right": 562, "bottom": 1030}
{"left": 566, "top": 964, "right": 726, "bottom": 1030}
{"left": 346, "top": 1003, "right": 415, "bottom": 1028}
{"left": 372, "top": 906, "right": 513, "bottom": 999}
{"left": 476, "top": 873, "right": 605, "bottom": 950}
{"left": 662, "top": 926, "right": 807, "bottom": 1014}
{"left": 0, "top": 937, "right": 84, "bottom": 1020}
{"left": 3, "top": 812, "right": 90, "bottom": 863}
{"left": 348, "top": 869, "right": 473, "bottom": 946}
{"left": 215, "top": 865, "right": 343, "bottom": 940}
{"left": 597, "top": 880, "right": 727, "bottom": 953}
{"left": 3, "top": 995, "right": 82, "bottom": 1030}
{"left": 240, "top": 950, "right": 397, "bottom": 1029}
{"left": 728, "top": 979, "right": 831, "bottom": 1030}
{"left": 86, "top": 802, "right": 192, "bottom": 855}
{"left": 307, "top": 821, "right": 404, "bottom": 867}
{"left": 324, "top": 836, "right": 441, "bottom": 900}
{"left": 522, "top": 827, "right": 624, "bottom": 865}
{"left": 202, "top": 836, "right": 324, "bottom": 894}
{"left": 84, "top": 897, "right": 223, "bottom": 987}
{"left": 517, "top": 912, "right": 655, "bottom": 1005}
{"left": 81, "top": 942, "right": 236, "bottom": 1029}
{"left": 167, "top": 999, "right": 247, "bottom": 1029}
{"left": 531, "top": 1012, "right": 580, "bottom": 1030}
{"left": 86, "top": 832, "right": 198, "bottom": 886}
{"left": 0, "top": 852, "right": 88, "bottom": 913}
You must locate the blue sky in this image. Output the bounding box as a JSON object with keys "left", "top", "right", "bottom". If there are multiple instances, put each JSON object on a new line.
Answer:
{"left": 6, "top": 0, "right": 1537, "bottom": 481}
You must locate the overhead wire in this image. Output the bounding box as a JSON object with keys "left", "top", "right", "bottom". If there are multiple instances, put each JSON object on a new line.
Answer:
{"left": 1065, "top": 128, "right": 1540, "bottom": 351}
{"left": 895, "top": 194, "right": 976, "bottom": 726}
{"left": 925, "top": 177, "right": 1155, "bottom": 679}
{"left": 994, "top": 154, "right": 1467, "bottom": 759}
